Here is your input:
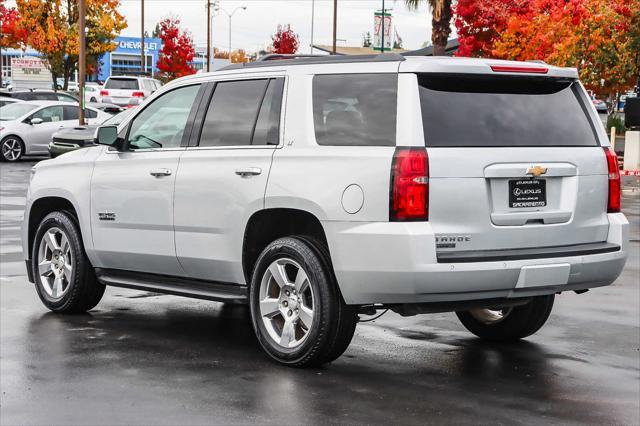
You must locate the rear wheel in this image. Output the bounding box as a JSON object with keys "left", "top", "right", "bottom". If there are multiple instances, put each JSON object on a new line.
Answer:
{"left": 456, "top": 295, "right": 554, "bottom": 341}
{"left": 1, "top": 136, "right": 24, "bottom": 162}
{"left": 249, "top": 236, "right": 358, "bottom": 367}
{"left": 32, "top": 211, "right": 105, "bottom": 313}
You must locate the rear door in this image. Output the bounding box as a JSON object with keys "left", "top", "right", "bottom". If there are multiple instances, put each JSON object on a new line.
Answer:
{"left": 414, "top": 72, "right": 609, "bottom": 253}
{"left": 174, "top": 77, "right": 285, "bottom": 284}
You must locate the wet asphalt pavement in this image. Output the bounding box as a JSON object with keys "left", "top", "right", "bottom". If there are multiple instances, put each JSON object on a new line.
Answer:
{"left": 1, "top": 160, "right": 639, "bottom": 425}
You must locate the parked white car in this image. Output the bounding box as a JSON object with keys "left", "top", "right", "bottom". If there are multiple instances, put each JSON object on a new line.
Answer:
{"left": 100, "top": 76, "right": 161, "bottom": 108}
{"left": 0, "top": 101, "right": 110, "bottom": 161}
{"left": 84, "top": 84, "right": 103, "bottom": 104}
{"left": 21, "top": 55, "right": 628, "bottom": 367}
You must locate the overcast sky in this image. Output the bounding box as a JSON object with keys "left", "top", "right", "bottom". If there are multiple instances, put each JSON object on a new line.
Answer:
{"left": 80, "top": 0, "right": 456, "bottom": 53}
{"left": 115, "top": 0, "right": 452, "bottom": 52}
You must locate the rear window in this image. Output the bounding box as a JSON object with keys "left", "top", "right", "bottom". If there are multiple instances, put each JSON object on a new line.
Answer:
{"left": 105, "top": 78, "right": 139, "bottom": 90}
{"left": 313, "top": 74, "right": 397, "bottom": 146}
{"left": 417, "top": 74, "right": 598, "bottom": 147}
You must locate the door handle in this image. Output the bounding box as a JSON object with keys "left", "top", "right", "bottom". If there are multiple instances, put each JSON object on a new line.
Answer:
{"left": 149, "top": 168, "right": 172, "bottom": 177}
{"left": 235, "top": 167, "right": 262, "bottom": 177}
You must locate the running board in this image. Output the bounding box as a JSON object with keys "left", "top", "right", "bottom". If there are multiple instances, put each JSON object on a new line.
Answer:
{"left": 95, "top": 268, "right": 248, "bottom": 304}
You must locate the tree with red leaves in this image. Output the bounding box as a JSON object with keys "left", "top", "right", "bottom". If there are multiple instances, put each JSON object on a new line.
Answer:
{"left": 270, "top": 24, "right": 299, "bottom": 54}
{"left": 156, "top": 17, "right": 196, "bottom": 82}
{"left": 0, "top": 0, "right": 27, "bottom": 49}
{"left": 454, "top": 0, "right": 531, "bottom": 57}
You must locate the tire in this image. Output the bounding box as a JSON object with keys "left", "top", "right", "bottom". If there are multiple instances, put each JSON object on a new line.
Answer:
{"left": 31, "top": 211, "right": 105, "bottom": 313}
{"left": 456, "top": 295, "right": 554, "bottom": 341}
{"left": 249, "top": 236, "right": 358, "bottom": 367}
{"left": 1, "top": 136, "right": 24, "bottom": 162}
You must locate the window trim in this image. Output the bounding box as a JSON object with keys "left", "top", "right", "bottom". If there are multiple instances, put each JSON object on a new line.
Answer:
{"left": 119, "top": 83, "right": 206, "bottom": 153}
{"left": 187, "top": 75, "right": 287, "bottom": 150}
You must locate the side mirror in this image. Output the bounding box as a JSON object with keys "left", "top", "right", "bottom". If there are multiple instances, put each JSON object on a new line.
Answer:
{"left": 96, "top": 125, "right": 122, "bottom": 149}
{"left": 30, "top": 118, "right": 43, "bottom": 125}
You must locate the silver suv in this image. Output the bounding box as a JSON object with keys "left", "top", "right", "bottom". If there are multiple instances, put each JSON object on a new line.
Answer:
{"left": 21, "top": 54, "right": 628, "bottom": 367}
{"left": 100, "top": 76, "right": 161, "bottom": 108}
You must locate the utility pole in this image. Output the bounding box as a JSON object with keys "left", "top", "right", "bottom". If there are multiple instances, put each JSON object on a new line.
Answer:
{"left": 332, "top": 0, "right": 337, "bottom": 54}
{"left": 380, "top": 0, "right": 385, "bottom": 52}
{"left": 310, "top": 0, "right": 315, "bottom": 54}
{"left": 141, "top": 0, "right": 145, "bottom": 75}
{"left": 78, "top": 0, "right": 86, "bottom": 125}
{"left": 206, "top": 0, "right": 211, "bottom": 72}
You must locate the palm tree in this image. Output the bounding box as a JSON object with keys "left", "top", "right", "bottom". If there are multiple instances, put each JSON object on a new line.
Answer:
{"left": 405, "top": 0, "right": 453, "bottom": 56}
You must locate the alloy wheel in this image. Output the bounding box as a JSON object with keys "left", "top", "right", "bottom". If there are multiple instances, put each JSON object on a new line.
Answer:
{"left": 258, "top": 258, "right": 315, "bottom": 349}
{"left": 1, "top": 138, "right": 22, "bottom": 161}
{"left": 468, "top": 307, "right": 513, "bottom": 325}
{"left": 37, "top": 227, "right": 73, "bottom": 299}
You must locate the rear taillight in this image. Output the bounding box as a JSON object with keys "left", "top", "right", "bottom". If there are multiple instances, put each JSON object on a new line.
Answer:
{"left": 390, "top": 148, "right": 429, "bottom": 221}
{"left": 132, "top": 91, "right": 144, "bottom": 97}
{"left": 100, "top": 89, "right": 109, "bottom": 96}
{"left": 604, "top": 147, "right": 621, "bottom": 213}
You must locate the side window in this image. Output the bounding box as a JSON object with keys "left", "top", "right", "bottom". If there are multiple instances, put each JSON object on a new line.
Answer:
{"left": 252, "top": 78, "right": 284, "bottom": 145}
{"left": 84, "top": 108, "right": 98, "bottom": 119}
{"left": 63, "top": 106, "right": 79, "bottom": 120}
{"left": 32, "top": 106, "right": 64, "bottom": 122}
{"left": 199, "top": 79, "right": 269, "bottom": 147}
{"left": 312, "top": 74, "right": 397, "bottom": 146}
{"left": 127, "top": 84, "right": 200, "bottom": 150}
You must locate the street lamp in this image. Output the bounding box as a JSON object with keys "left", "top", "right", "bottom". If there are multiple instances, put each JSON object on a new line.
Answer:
{"left": 220, "top": 6, "right": 247, "bottom": 54}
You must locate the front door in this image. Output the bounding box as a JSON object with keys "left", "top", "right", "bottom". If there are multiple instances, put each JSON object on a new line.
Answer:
{"left": 174, "top": 77, "right": 285, "bottom": 284}
{"left": 27, "top": 105, "right": 69, "bottom": 153}
{"left": 90, "top": 83, "right": 204, "bottom": 275}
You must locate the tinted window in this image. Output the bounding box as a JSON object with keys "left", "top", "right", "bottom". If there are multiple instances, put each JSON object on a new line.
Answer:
{"left": 252, "top": 79, "right": 284, "bottom": 145}
{"left": 57, "top": 93, "right": 77, "bottom": 102}
{"left": 105, "top": 78, "right": 139, "bottom": 90}
{"left": 85, "top": 108, "right": 97, "bottom": 119}
{"left": 32, "top": 106, "right": 64, "bottom": 122}
{"left": 312, "top": 74, "right": 397, "bottom": 146}
{"left": 199, "top": 79, "right": 269, "bottom": 147}
{"left": 63, "top": 106, "right": 79, "bottom": 120}
{"left": 32, "top": 92, "right": 58, "bottom": 101}
{"left": 127, "top": 84, "right": 200, "bottom": 150}
{"left": 417, "top": 74, "right": 598, "bottom": 147}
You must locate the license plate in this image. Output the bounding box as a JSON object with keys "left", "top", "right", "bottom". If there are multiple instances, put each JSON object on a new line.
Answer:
{"left": 509, "top": 179, "right": 546, "bottom": 208}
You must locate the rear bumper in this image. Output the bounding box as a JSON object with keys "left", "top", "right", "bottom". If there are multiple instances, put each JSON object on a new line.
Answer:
{"left": 325, "top": 213, "right": 629, "bottom": 305}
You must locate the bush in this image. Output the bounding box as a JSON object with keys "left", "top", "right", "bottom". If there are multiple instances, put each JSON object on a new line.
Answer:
{"left": 607, "top": 114, "right": 625, "bottom": 134}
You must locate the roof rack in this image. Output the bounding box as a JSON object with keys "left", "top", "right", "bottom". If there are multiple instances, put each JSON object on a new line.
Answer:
{"left": 218, "top": 52, "right": 405, "bottom": 71}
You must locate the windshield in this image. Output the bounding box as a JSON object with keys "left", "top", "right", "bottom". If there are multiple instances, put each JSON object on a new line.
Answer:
{"left": 105, "top": 78, "right": 138, "bottom": 90}
{"left": 101, "top": 109, "right": 133, "bottom": 126}
{"left": 417, "top": 74, "right": 598, "bottom": 147}
{"left": 0, "top": 103, "right": 38, "bottom": 121}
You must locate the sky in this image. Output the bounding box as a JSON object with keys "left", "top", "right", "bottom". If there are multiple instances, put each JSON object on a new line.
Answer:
{"left": 113, "top": 0, "right": 453, "bottom": 53}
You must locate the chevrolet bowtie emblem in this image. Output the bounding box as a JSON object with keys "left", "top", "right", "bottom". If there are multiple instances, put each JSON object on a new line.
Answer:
{"left": 526, "top": 165, "right": 548, "bottom": 177}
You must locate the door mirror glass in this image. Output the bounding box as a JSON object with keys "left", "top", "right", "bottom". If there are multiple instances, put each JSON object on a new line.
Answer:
{"left": 96, "top": 125, "right": 119, "bottom": 147}
{"left": 30, "top": 117, "right": 43, "bottom": 125}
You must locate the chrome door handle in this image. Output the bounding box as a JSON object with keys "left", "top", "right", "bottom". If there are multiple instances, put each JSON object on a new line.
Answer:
{"left": 235, "top": 167, "right": 262, "bottom": 177}
{"left": 149, "top": 168, "right": 172, "bottom": 177}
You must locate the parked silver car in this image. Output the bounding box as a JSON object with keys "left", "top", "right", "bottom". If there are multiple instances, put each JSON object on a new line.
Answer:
{"left": 0, "top": 101, "right": 109, "bottom": 161}
{"left": 100, "top": 76, "right": 161, "bottom": 108}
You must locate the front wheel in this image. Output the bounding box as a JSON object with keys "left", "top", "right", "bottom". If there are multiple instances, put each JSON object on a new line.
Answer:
{"left": 249, "top": 236, "right": 358, "bottom": 367}
{"left": 1, "top": 136, "right": 24, "bottom": 161}
{"left": 456, "top": 295, "right": 554, "bottom": 341}
{"left": 32, "top": 211, "right": 105, "bottom": 313}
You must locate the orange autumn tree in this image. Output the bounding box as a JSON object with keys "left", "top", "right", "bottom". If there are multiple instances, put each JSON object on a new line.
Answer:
{"left": 16, "top": 0, "right": 126, "bottom": 89}
{"left": 493, "top": 0, "right": 640, "bottom": 111}
{"left": 0, "top": 0, "right": 27, "bottom": 49}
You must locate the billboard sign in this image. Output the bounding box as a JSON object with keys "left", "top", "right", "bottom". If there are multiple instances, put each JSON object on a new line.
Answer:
{"left": 11, "top": 57, "right": 52, "bottom": 90}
